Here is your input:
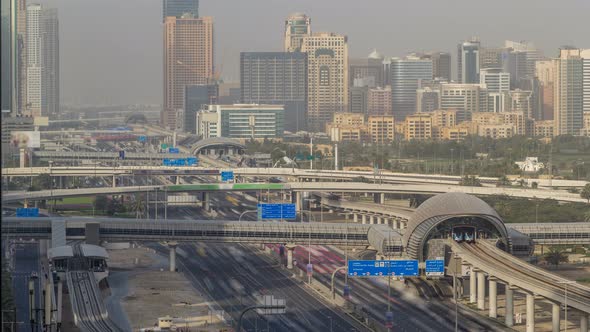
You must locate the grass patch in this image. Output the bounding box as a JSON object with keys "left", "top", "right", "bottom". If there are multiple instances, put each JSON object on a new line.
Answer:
{"left": 55, "top": 196, "right": 94, "bottom": 205}
{"left": 577, "top": 278, "right": 590, "bottom": 284}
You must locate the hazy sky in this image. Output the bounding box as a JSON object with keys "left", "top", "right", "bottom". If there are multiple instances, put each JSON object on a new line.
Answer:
{"left": 40, "top": 0, "right": 590, "bottom": 106}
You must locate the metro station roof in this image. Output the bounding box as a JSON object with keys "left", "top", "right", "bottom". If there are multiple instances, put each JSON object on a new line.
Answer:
{"left": 80, "top": 244, "right": 109, "bottom": 259}
{"left": 191, "top": 137, "right": 246, "bottom": 154}
{"left": 402, "top": 193, "right": 510, "bottom": 260}
{"left": 48, "top": 245, "right": 74, "bottom": 260}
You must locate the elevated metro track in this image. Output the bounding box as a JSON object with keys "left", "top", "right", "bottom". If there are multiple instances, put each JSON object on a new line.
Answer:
{"left": 451, "top": 240, "right": 590, "bottom": 314}
{"left": 2, "top": 182, "right": 585, "bottom": 203}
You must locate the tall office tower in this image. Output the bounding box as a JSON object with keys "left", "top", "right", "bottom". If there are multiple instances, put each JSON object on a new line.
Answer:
{"left": 184, "top": 84, "right": 218, "bottom": 134}
{"left": 536, "top": 60, "right": 555, "bottom": 120}
{"left": 284, "top": 13, "right": 311, "bottom": 52}
{"left": 382, "top": 58, "right": 391, "bottom": 86}
{"left": 510, "top": 89, "right": 533, "bottom": 118}
{"left": 1, "top": 0, "right": 11, "bottom": 112}
{"left": 367, "top": 86, "right": 392, "bottom": 116}
{"left": 26, "top": 3, "right": 42, "bottom": 116}
{"left": 16, "top": 0, "right": 26, "bottom": 114}
{"left": 505, "top": 40, "right": 543, "bottom": 80}
{"left": 440, "top": 83, "right": 485, "bottom": 117}
{"left": 480, "top": 68, "right": 510, "bottom": 93}
{"left": 416, "top": 87, "right": 440, "bottom": 113}
{"left": 349, "top": 86, "right": 368, "bottom": 114}
{"left": 163, "top": 0, "right": 198, "bottom": 21}
{"left": 504, "top": 50, "right": 528, "bottom": 89}
{"left": 240, "top": 52, "right": 307, "bottom": 132}
{"left": 430, "top": 52, "right": 451, "bottom": 81}
{"left": 390, "top": 55, "right": 432, "bottom": 120}
{"left": 349, "top": 49, "right": 384, "bottom": 88}
{"left": 458, "top": 38, "right": 481, "bottom": 84}
{"left": 480, "top": 47, "right": 508, "bottom": 70}
{"left": 162, "top": 14, "right": 213, "bottom": 130}
{"left": 582, "top": 49, "right": 590, "bottom": 114}
{"left": 553, "top": 48, "right": 584, "bottom": 136}
{"left": 41, "top": 8, "right": 58, "bottom": 116}
{"left": 301, "top": 32, "right": 348, "bottom": 132}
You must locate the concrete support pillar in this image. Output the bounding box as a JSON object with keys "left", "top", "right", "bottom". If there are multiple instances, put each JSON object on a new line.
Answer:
{"left": 57, "top": 280, "right": 63, "bottom": 325}
{"left": 505, "top": 287, "right": 514, "bottom": 327}
{"left": 286, "top": 245, "right": 295, "bottom": 269}
{"left": 112, "top": 175, "right": 116, "bottom": 187}
{"left": 353, "top": 214, "right": 358, "bottom": 223}
{"left": 369, "top": 215, "right": 374, "bottom": 225}
{"left": 169, "top": 244, "right": 177, "bottom": 272}
{"left": 292, "top": 191, "right": 301, "bottom": 211}
{"left": 489, "top": 278, "right": 497, "bottom": 318}
{"left": 373, "top": 193, "right": 385, "bottom": 204}
{"left": 392, "top": 219, "right": 398, "bottom": 229}
{"left": 44, "top": 280, "right": 52, "bottom": 326}
{"left": 175, "top": 176, "right": 180, "bottom": 185}
{"left": 376, "top": 217, "right": 382, "bottom": 225}
{"left": 581, "top": 312, "right": 589, "bottom": 332}
{"left": 383, "top": 218, "right": 389, "bottom": 226}
{"left": 202, "top": 192, "right": 210, "bottom": 211}
{"left": 477, "top": 271, "right": 486, "bottom": 310}
{"left": 344, "top": 213, "right": 349, "bottom": 220}
{"left": 361, "top": 215, "right": 367, "bottom": 225}
{"left": 526, "top": 293, "right": 535, "bottom": 332}
{"left": 469, "top": 270, "right": 477, "bottom": 303}
{"left": 551, "top": 302, "right": 560, "bottom": 332}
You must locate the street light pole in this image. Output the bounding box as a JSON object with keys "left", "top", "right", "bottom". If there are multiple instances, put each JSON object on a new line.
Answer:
{"left": 558, "top": 281, "right": 576, "bottom": 332}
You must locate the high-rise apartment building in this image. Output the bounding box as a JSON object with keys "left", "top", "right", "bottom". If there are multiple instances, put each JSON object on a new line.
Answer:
{"left": 16, "top": 0, "right": 26, "bottom": 114}
{"left": 26, "top": 3, "right": 42, "bottom": 116}
{"left": 284, "top": 13, "right": 311, "bottom": 52}
{"left": 184, "top": 84, "right": 218, "bottom": 134}
{"left": 458, "top": 38, "right": 480, "bottom": 84}
{"left": 349, "top": 86, "right": 368, "bottom": 114}
{"left": 440, "top": 83, "right": 485, "bottom": 115}
{"left": 240, "top": 52, "right": 307, "bottom": 132}
{"left": 505, "top": 40, "right": 542, "bottom": 80}
{"left": 430, "top": 52, "right": 451, "bottom": 81}
{"left": 41, "top": 8, "right": 58, "bottom": 115}
{"left": 163, "top": 0, "right": 198, "bottom": 21}
{"left": 163, "top": 14, "right": 213, "bottom": 129}
{"left": 480, "top": 47, "right": 508, "bottom": 70}
{"left": 416, "top": 87, "right": 440, "bottom": 113}
{"left": 405, "top": 114, "right": 433, "bottom": 140}
{"left": 1, "top": 0, "right": 11, "bottom": 112}
{"left": 368, "top": 116, "right": 395, "bottom": 143}
{"left": 582, "top": 49, "right": 590, "bottom": 115}
{"left": 553, "top": 48, "right": 584, "bottom": 136}
{"left": 510, "top": 89, "right": 533, "bottom": 118}
{"left": 367, "top": 86, "right": 392, "bottom": 116}
{"left": 480, "top": 68, "right": 510, "bottom": 94}
{"left": 349, "top": 50, "right": 385, "bottom": 88}
{"left": 536, "top": 60, "right": 555, "bottom": 120}
{"left": 390, "top": 55, "right": 432, "bottom": 120}
{"left": 301, "top": 32, "right": 348, "bottom": 132}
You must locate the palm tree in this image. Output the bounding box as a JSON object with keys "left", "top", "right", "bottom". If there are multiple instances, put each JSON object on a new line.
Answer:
{"left": 580, "top": 184, "right": 590, "bottom": 203}
{"left": 496, "top": 175, "right": 511, "bottom": 187}
{"left": 130, "top": 194, "right": 146, "bottom": 219}
{"left": 544, "top": 247, "right": 569, "bottom": 269}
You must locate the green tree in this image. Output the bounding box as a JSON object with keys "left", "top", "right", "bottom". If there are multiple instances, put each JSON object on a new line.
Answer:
{"left": 496, "top": 176, "right": 511, "bottom": 187}
{"left": 460, "top": 175, "right": 482, "bottom": 187}
{"left": 544, "top": 247, "right": 569, "bottom": 269}
{"left": 106, "top": 198, "right": 125, "bottom": 216}
{"left": 517, "top": 179, "right": 527, "bottom": 187}
{"left": 130, "top": 194, "right": 146, "bottom": 219}
{"left": 94, "top": 195, "right": 108, "bottom": 213}
{"left": 531, "top": 182, "right": 538, "bottom": 189}
{"left": 581, "top": 184, "right": 590, "bottom": 203}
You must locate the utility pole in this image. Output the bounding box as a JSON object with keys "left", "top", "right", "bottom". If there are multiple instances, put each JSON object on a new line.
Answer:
{"left": 310, "top": 137, "right": 313, "bottom": 170}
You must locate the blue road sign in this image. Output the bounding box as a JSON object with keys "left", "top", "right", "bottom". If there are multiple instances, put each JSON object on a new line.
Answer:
{"left": 119, "top": 150, "right": 125, "bottom": 160}
{"left": 257, "top": 203, "right": 296, "bottom": 220}
{"left": 306, "top": 263, "right": 313, "bottom": 276}
{"left": 221, "top": 171, "right": 234, "bottom": 182}
{"left": 16, "top": 207, "right": 40, "bottom": 217}
{"left": 425, "top": 259, "right": 445, "bottom": 276}
{"left": 186, "top": 157, "right": 198, "bottom": 166}
{"left": 169, "top": 147, "right": 179, "bottom": 154}
{"left": 138, "top": 135, "right": 147, "bottom": 142}
{"left": 348, "top": 260, "right": 419, "bottom": 277}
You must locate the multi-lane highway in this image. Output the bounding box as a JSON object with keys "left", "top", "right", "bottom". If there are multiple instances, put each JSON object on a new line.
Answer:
{"left": 10, "top": 242, "right": 42, "bottom": 332}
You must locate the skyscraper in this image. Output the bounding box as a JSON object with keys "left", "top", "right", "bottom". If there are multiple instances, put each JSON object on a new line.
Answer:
{"left": 184, "top": 84, "right": 218, "bottom": 134}
{"left": 41, "top": 8, "right": 58, "bottom": 115}
{"left": 505, "top": 40, "right": 542, "bottom": 80}
{"left": 349, "top": 49, "right": 385, "bottom": 88}
{"left": 284, "top": 13, "right": 310, "bottom": 52}
{"left": 1, "top": 0, "right": 11, "bottom": 113}
{"left": 26, "top": 3, "right": 42, "bottom": 116}
{"left": 480, "top": 68, "right": 510, "bottom": 94}
{"left": 458, "top": 38, "right": 480, "bottom": 84}
{"left": 480, "top": 47, "right": 508, "bottom": 70}
{"left": 163, "top": 14, "right": 213, "bottom": 129}
{"left": 536, "top": 60, "right": 555, "bottom": 120}
{"left": 16, "top": 0, "right": 26, "bottom": 114}
{"left": 240, "top": 52, "right": 307, "bottom": 132}
{"left": 163, "top": 0, "right": 198, "bottom": 21}
{"left": 582, "top": 49, "right": 590, "bottom": 115}
{"left": 430, "top": 52, "right": 451, "bottom": 82}
{"left": 553, "top": 48, "right": 584, "bottom": 136}
{"left": 301, "top": 32, "right": 348, "bottom": 132}
{"left": 390, "top": 55, "right": 432, "bottom": 120}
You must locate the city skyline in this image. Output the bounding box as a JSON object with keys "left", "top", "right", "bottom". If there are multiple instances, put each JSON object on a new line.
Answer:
{"left": 31, "top": 0, "right": 590, "bottom": 105}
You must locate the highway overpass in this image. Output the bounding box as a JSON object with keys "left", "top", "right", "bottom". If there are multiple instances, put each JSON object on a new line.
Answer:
{"left": 2, "top": 181, "right": 586, "bottom": 203}
{"left": 3, "top": 166, "right": 587, "bottom": 188}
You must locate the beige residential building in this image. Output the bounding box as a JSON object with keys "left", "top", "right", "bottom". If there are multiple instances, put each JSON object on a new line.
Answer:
{"left": 302, "top": 32, "right": 349, "bottom": 132}
{"left": 431, "top": 109, "right": 457, "bottom": 128}
{"left": 405, "top": 114, "right": 432, "bottom": 140}
{"left": 326, "top": 113, "right": 367, "bottom": 142}
{"left": 367, "top": 86, "right": 392, "bottom": 116}
{"left": 440, "top": 83, "right": 485, "bottom": 114}
{"left": 332, "top": 113, "right": 364, "bottom": 126}
{"left": 163, "top": 15, "right": 214, "bottom": 130}
{"left": 284, "top": 13, "right": 311, "bottom": 52}
{"left": 534, "top": 120, "right": 555, "bottom": 138}
{"left": 368, "top": 116, "right": 395, "bottom": 143}
{"left": 510, "top": 89, "right": 533, "bottom": 118}
{"left": 472, "top": 111, "right": 527, "bottom": 136}
{"left": 441, "top": 126, "right": 470, "bottom": 141}
{"left": 478, "top": 124, "right": 515, "bottom": 139}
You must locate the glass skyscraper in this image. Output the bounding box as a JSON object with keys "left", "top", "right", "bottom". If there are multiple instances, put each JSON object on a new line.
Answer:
{"left": 163, "top": 0, "right": 199, "bottom": 21}
{"left": 390, "top": 56, "right": 433, "bottom": 120}
{"left": 458, "top": 38, "right": 481, "bottom": 84}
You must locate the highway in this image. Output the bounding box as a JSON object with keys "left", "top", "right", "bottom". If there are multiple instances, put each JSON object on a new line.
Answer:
{"left": 10, "top": 242, "right": 42, "bottom": 332}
